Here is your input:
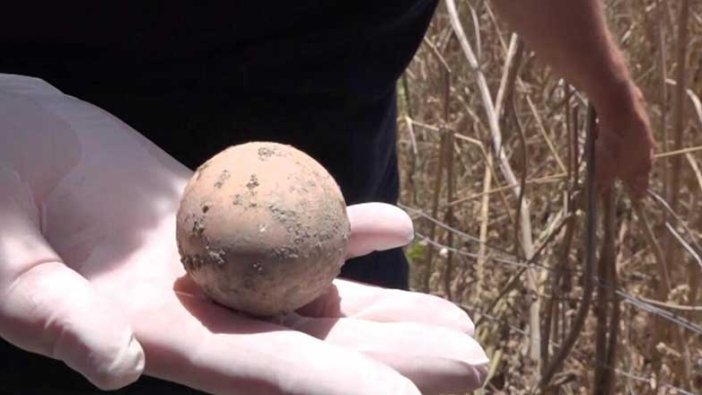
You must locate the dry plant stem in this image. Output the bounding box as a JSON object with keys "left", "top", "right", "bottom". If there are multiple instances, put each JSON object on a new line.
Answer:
{"left": 633, "top": 202, "right": 693, "bottom": 388}
{"left": 451, "top": 133, "right": 516, "bottom": 225}
{"left": 420, "top": 32, "right": 453, "bottom": 294}
{"left": 449, "top": 172, "right": 566, "bottom": 206}
{"left": 541, "top": 213, "right": 576, "bottom": 373}
{"left": 544, "top": 86, "right": 575, "bottom": 369}
{"left": 638, "top": 297, "right": 702, "bottom": 312}
{"left": 594, "top": 189, "right": 617, "bottom": 395}
{"left": 657, "top": 0, "right": 669, "bottom": 197}
{"left": 542, "top": 85, "right": 577, "bottom": 373}
{"left": 443, "top": 130, "right": 456, "bottom": 299}
{"left": 513, "top": 100, "right": 529, "bottom": 261}
{"left": 663, "top": 0, "right": 689, "bottom": 346}
{"left": 476, "top": 151, "right": 493, "bottom": 301}
{"left": 402, "top": 117, "right": 419, "bottom": 207}
{"left": 477, "top": 212, "right": 571, "bottom": 328}
{"left": 542, "top": 89, "right": 578, "bottom": 366}
{"left": 539, "top": 105, "right": 598, "bottom": 390}
{"left": 526, "top": 95, "right": 567, "bottom": 174}
{"left": 604, "top": 224, "right": 620, "bottom": 395}
{"left": 648, "top": 190, "right": 702, "bottom": 255}
{"left": 633, "top": 203, "right": 672, "bottom": 301}
{"left": 655, "top": 144, "right": 702, "bottom": 158}
{"left": 422, "top": 133, "right": 447, "bottom": 292}
{"left": 402, "top": 72, "right": 414, "bottom": 119}
{"left": 687, "top": 89, "right": 702, "bottom": 127}
{"left": 572, "top": 106, "right": 580, "bottom": 188}
{"left": 445, "top": 0, "right": 540, "bottom": 362}
{"left": 661, "top": 4, "right": 692, "bottom": 384}
{"left": 667, "top": 0, "right": 689, "bottom": 209}
{"left": 631, "top": 201, "right": 668, "bottom": 390}
{"left": 687, "top": 152, "right": 702, "bottom": 307}
{"left": 495, "top": 34, "right": 524, "bottom": 119}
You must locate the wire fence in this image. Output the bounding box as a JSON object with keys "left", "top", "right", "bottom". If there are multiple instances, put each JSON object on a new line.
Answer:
{"left": 402, "top": 199, "right": 702, "bottom": 393}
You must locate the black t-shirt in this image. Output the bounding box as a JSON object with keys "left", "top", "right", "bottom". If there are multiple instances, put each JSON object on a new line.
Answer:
{"left": 1, "top": 2, "right": 437, "bottom": 393}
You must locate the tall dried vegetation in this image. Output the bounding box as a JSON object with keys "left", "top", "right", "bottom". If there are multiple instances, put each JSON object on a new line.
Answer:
{"left": 398, "top": 0, "right": 702, "bottom": 393}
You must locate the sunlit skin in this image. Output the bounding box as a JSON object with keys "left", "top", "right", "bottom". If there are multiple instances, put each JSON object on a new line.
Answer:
{"left": 0, "top": 76, "right": 487, "bottom": 395}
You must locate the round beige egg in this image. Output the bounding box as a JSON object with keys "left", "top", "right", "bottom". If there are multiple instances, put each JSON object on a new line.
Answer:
{"left": 176, "top": 142, "right": 350, "bottom": 317}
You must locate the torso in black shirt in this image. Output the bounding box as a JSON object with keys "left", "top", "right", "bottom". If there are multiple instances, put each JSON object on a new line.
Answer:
{"left": 1, "top": 2, "right": 437, "bottom": 393}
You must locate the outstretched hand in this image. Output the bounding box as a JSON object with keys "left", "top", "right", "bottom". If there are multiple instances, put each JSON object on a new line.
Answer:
{"left": 0, "top": 75, "right": 488, "bottom": 395}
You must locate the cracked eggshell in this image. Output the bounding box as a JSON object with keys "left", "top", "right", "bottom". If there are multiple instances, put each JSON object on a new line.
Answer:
{"left": 176, "top": 142, "right": 350, "bottom": 317}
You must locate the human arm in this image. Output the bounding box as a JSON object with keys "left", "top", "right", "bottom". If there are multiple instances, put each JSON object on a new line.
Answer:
{"left": 0, "top": 74, "right": 488, "bottom": 394}
{"left": 490, "top": 0, "right": 655, "bottom": 198}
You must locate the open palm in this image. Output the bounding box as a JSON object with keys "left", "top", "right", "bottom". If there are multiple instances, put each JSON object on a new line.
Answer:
{"left": 0, "top": 75, "right": 487, "bottom": 395}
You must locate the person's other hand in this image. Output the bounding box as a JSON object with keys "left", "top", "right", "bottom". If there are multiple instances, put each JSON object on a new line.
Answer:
{"left": 0, "top": 75, "right": 488, "bottom": 395}
{"left": 594, "top": 83, "right": 656, "bottom": 199}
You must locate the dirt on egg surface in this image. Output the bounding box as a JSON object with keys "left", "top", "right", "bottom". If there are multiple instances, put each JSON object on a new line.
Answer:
{"left": 176, "top": 142, "right": 350, "bottom": 317}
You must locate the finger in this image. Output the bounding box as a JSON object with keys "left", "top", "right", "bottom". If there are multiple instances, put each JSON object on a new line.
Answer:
{"left": 594, "top": 137, "right": 616, "bottom": 195}
{"left": 138, "top": 293, "right": 420, "bottom": 395}
{"left": 346, "top": 203, "right": 414, "bottom": 259}
{"left": 0, "top": 170, "right": 144, "bottom": 390}
{"left": 626, "top": 173, "right": 649, "bottom": 201}
{"left": 624, "top": 149, "right": 654, "bottom": 201}
{"left": 298, "top": 280, "right": 475, "bottom": 335}
{"left": 284, "top": 314, "right": 489, "bottom": 394}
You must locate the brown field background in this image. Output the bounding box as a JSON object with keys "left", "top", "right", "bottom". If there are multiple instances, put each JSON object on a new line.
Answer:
{"left": 397, "top": 0, "right": 702, "bottom": 393}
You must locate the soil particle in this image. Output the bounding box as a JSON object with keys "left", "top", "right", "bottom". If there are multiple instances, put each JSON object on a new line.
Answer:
{"left": 182, "top": 254, "right": 206, "bottom": 271}
{"left": 257, "top": 146, "right": 276, "bottom": 160}
{"left": 232, "top": 194, "right": 243, "bottom": 206}
{"left": 246, "top": 174, "right": 260, "bottom": 190}
{"left": 192, "top": 216, "right": 205, "bottom": 236}
{"left": 207, "top": 248, "right": 227, "bottom": 266}
{"left": 214, "top": 169, "right": 231, "bottom": 189}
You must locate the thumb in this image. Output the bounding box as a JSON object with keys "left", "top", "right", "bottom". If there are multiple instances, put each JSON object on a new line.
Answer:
{"left": 345, "top": 203, "right": 414, "bottom": 259}
{"left": 0, "top": 169, "right": 144, "bottom": 390}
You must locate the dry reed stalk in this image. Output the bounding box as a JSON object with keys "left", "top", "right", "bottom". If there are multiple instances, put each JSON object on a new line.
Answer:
{"left": 539, "top": 105, "right": 598, "bottom": 390}
{"left": 654, "top": 144, "right": 702, "bottom": 158}
{"left": 605, "top": 208, "right": 621, "bottom": 395}
{"left": 686, "top": 153, "right": 702, "bottom": 308}
{"left": 451, "top": 133, "right": 516, "bottom": 223}
{"left": 542, "top": 87, "right": 579, "bottom": 378}
{"left": 449, "top": 172, "right": 566, "bottom": 206}
{"left": 476, "top": 151, "right": 493, "bottom": 301}
{"left": 419, "top": 32, "right": 453, "bottom": 293}
{"left": 657, "top": 0, "right": 670, "bottom": 198}
{"left": 664, "top": 0, "right": 689, "bottom": 284}
{"left": 403, "top": 115, "right": 420, "bottom": 207}
{"left": 444, "top": 0, "right": 541, "bottom": 363}
{"left": 594, "top": 189, "right": 617, "bottom": 395}
{"left": 422, "top": 133, "right": 447, "bottom": 292}
{"left": 540, "top": 213, "right": 576, "bottom": 375}
{"left": 526, "top": 95, "right": 567, "bottom": 174}
{"left": 633, "top": 201, "right": 694, "bottom": 389}
{"left": 443, "top": 129, "right": 457, "bottom": 299}
{"left": 686, "top": 88, "right": 702, "bottom": 127}
{"left": 664, "top": 0, "right": 692, "bottom": 387}
{"left": 495, "top": 34, "right": 523, "bottom": 119}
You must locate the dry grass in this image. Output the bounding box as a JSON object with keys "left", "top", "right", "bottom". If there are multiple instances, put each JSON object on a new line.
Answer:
{"left": 397, "top": 0, "right": 702, "bottom": 393}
